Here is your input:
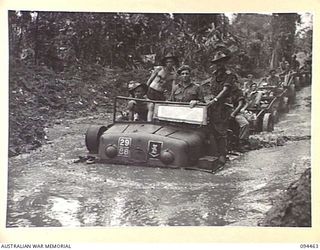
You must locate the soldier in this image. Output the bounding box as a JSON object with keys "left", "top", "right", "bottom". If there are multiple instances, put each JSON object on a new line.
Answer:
{"left": 127, "top": 81, "right": 152, "bottom": 121}
{"left": 243, "top": 73, "right": 254, "bottom": 97}
{"left": 243, "top": 81, "right": 263, "bottom": 109}
{"left": 170, "top": 65, "right": 205, "bottom": 106}
{"left": 229, "top": 87, "right": 250, "bottom": 152}
{"left": 145, "top": 52, "right": 179, "bottom": 120}
{"left": 146, "top": 52, "right": 179, "bottom": 101}
{"left": 267, "top": 69, "right": 281, "bottom": 87}
{"left": 291, "top": 54, "right": 300, "bottom": 72}
{"left": 206, "top": 50, "right": 238, "bottom": 165}
{"left": 279, "top": 56, "right": 290, "bottom": 73}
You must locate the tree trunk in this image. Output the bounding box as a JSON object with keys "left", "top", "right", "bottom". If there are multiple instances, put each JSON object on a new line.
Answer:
{"left": 34, "top": 12, "right": 39, "bottom": 65}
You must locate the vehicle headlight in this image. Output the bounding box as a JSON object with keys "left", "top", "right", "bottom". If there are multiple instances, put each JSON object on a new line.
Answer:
{"left": 160, "top": 149, "right": 175, "bottom": 165}
{"left": 105, "top": 145, "right": 117, "bottom": 158}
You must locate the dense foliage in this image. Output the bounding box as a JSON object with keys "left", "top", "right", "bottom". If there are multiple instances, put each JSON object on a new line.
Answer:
{"left": 8, "top": 11, "right": 312, "bottom": 156}
{"left": 8, "top": 12, "right": 244, "bottom": 73}
{"left": 270, "top": 13, "right": 301, "bottom": 68}
{"left": 9, "top": 11, "right": 309, "bottom": 76}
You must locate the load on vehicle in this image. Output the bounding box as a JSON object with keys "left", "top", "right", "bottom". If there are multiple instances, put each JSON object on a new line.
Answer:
{"left": 245, "top": 72, "right": 297, "bottom": 133}
{"left": 85, "top": 96, "right": 224, "bottom": 171}
{"left": 246, "top": 85, "right": 288, "bottom": 132}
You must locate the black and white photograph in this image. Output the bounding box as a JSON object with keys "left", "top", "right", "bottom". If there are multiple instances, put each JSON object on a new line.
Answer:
{"left": 3, "top": 2, "right": 317, "bottom": 242}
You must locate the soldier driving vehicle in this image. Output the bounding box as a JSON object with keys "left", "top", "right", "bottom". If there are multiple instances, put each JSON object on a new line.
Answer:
{"left": 127, "top": 81, "right": 151, "bottom": 121}
{"left": 243, "top": 73, "right": 255, "bottom": 96}
{"left": 267, "top": 69, "right": 281, "bottom": 88}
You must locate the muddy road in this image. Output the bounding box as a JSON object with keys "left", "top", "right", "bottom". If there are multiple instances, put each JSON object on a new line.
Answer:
{"left": 6, "top": 86, "right": 311, "bottom": 227}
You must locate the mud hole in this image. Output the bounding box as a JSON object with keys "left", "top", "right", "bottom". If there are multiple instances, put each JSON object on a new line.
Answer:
{"left": 7, "top": 80, "right": 312, "bottom": 227}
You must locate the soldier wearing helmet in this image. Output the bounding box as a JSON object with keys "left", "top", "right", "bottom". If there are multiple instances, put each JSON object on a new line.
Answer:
{"left": 205, "top": 49, "right": 239, "bottom": 165}
{"left": 146, "top": 52, "right": 179, "bottom": 101}
{"left": 127, "top": 81, "right": 151, "bottom": 121}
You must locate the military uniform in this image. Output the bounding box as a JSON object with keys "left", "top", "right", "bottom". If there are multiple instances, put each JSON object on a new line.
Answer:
{"left": 267, "top": 75, "right": 283, "bottom": 96}
{"left": 127, "top": 81, "right": 149, "bottom": 121}
{"left": 208, "top": 69, "right": 237, "bottom": 125}
{"left": 228, "top": 86, "right": 245, "bottom": 109}
{"left": 130, "top": 99, "right": 149, "bottom": 121}
{"left": 228, "top": 87, "right": 250, "bottom": 142}
{"left": 207, "top": 68, "right": 238, "bottom": 157}
{"left": 267, "top": 75, "right": 280, "bottom": 87}
{"left": 170, "top": 82, "right": 204, "bottom": 103}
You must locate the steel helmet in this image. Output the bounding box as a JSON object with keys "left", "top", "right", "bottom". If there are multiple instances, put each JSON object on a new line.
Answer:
{"left": 128, "top": 81, "right": 148, "bottom": 94}
{"left": 210, "top": 50, "right": 231, "bottom": 64}
{"left": 177, "top": 65, "right": 191, "bottom": 75}
{"left": 161, "top": 52, "right": 179, "bottom": 66}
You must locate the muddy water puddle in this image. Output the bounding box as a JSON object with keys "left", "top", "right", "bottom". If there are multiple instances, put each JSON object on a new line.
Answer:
{"left": 7, "top": 139, "right": 310, "bottom": 227}
{"left": 6, "top": 87, "right": 311, "bottom": 227}
{"left": 221, "top": 140, "right": 310, "bottom": 226}
{"left": 7, "top": 159, "right": 237, "bottom": 227}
